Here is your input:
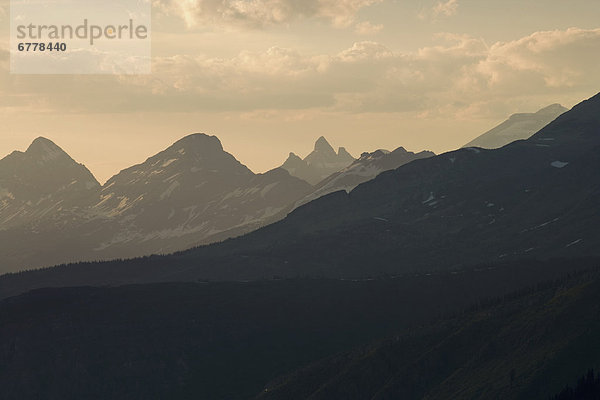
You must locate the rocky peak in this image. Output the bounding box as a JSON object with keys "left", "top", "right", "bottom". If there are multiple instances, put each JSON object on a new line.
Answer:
{"left": 313, "top": 136, "right": 336, "bottom": 156}
{"left": 170, "top": 133, "right": 224, "bottom": 155}
{"left": 337, "top": 147, "right": 354, "bottom": 162}
{"left": 285, "top": 152, "right": 303, "bottom": 162}
{"left": 25, "top": 137, "right": 70, "bottom": 163}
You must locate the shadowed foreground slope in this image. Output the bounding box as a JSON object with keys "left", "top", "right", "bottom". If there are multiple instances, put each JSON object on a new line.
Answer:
{"left": 257, "top": 267, "right": 600, "bottom": 400}
{"left": 0, "top": 260, "right": 592, "bottom": 400}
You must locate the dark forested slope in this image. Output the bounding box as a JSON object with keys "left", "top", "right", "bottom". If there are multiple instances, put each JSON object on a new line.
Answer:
{"left": 0, "top": 260, "right": 593, "bottom": 400}
{"left": 257, "top": 268, "right": 600, "bottom": 400}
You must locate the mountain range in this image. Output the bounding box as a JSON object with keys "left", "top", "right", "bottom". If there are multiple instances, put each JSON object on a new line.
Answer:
{"left": 1, "top": 92, "right": 598, "bottom": 294}
{"left": 101, "top": 92, "right": 599, "bottom": 282}
{"left": 0, "top": 133, "right": 438, "bottom": 273}
{"left": 0, "top": 134, "right": 313, "bottom": 273}
{"left": 1, "top": 100, "right": 576, "bottom": 276}
{"left": 1, "top": 93, "right": 599, "bottom": 400}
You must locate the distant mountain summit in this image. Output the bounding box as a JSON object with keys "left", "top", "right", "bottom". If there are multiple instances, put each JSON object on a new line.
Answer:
{"left": 0, "top": 137, "right": 99, "bottom": 228}
{"left": 97, "top": 133, "right": 252, "bottom": 220}
{"left": 295, "top": 146, "right": 434, "bottom": 208}
{"left": 281, "top": 137, "right": 355, "bottom": 184}
{"left": 463, "top": 104, "right": 568, "bottom": 149}
{"left": 92, "top": 133, "right": 311, "bottom": 257}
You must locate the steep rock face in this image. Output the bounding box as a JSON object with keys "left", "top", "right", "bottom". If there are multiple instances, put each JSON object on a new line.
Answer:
{"left": 463, "top": 104, "right": 569, "bottom": 149}
{"left": 294, "top": 146, "right": 435, "bottom": 208}
{"left": 280, "top": 137, "right": 356, "bottom": 184}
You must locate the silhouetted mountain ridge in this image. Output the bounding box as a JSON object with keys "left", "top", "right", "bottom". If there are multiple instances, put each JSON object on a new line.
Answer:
{"left": 1, "top": 93, "right": 599, "bottom": 292}
{"left": 0, "top": 133, "right": 312, "bottom": 273}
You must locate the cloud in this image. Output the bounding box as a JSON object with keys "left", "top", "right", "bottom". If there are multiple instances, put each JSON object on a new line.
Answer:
{"left": 476, "top": 28, "right": 600, "bottom": 92}
{"left": 354, "top": 21, "right": 383, "bottom": 35}
{"left": 419, "top": 0, "right": 458, "bottom": 21}
{"left": 433, "top": 0, "right": 458, "bottom": 18}
{"left": 156, "top": 0, "right": 382, "bottom": 29}
{"left": 337, "top": 41, "right": 392, "bottom": 62}
{"left": 2, "top": 28, "right": 600, "bottom": 118}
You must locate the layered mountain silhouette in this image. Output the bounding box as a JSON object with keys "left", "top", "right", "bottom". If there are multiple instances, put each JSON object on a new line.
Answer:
{"left": 1, "top": 92, "right": 598, "bottom": 294}
{"left": 0, "top": 134, "right": 312, "bottom": 273}
{"left": 463, "top": 103, "right": 568, "bottom": 149}
{"left": 0, "top": 96, "right": 597, "bottom": 400}
{"left": 2, "top": 134, "right": 431, "bottom": 273}
{"left": 281, "top": 136, "right": 355, "bottom": 184}
{"left": 294, "top": 146, "right": 434, "bottom": 208}
{"left": 112, "top": 92, "right": 597, "bottom": 282}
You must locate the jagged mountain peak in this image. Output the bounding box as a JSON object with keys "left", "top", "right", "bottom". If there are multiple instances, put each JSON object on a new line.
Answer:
{"left": 314, "top": 136, "right": 336, "bottom": 155}
{"left": 337, "top": 147, "right": 354, "bottom": 161}
{"left": 280, "top": 137, "right": 356, "bottom": 185}
{"left": 285, "top": 152, "right": 303, "bottom": 161}
{"left": 0, "top": 137, "right": 95, "bottom": 182}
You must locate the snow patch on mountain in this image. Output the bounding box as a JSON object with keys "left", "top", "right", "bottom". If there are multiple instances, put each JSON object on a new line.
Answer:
{"left": 551, "top": 161, "right": 569, "bottom": 168}
{"left": 423, "top": 193, "right": 435, "bottom": 204}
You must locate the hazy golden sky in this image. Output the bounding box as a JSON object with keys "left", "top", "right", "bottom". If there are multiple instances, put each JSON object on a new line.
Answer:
{"left": 1, "top": 0, "right": 600, "bottom": 182}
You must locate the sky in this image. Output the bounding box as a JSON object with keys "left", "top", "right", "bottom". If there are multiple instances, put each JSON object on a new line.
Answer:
{"left": 1, "top": 0, "right": 600, "bottom": 183}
